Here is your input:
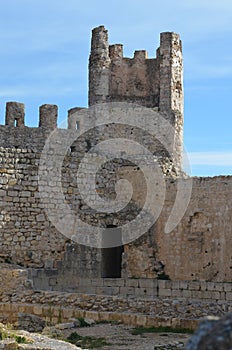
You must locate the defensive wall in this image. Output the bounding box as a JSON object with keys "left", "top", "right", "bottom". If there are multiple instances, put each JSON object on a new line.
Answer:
{"left": 0, "top": 26, "right": 231, "bottom": 327}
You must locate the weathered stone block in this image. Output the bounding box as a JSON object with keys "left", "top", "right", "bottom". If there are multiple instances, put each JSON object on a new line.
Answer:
{"left": 182, "top": 290, "right": 192, "bottom": 298}
{"left": 159, "top": 288, "right": 172, "bottom": 297}
{"left": 126, "top": 279, "right": 139, "bottom": 288}
{"left": 138, "top": 279, "right": 154, "bottom": 289}
{"left": 226, "top": 292, "right": 232, "bottom": 301}
{"left": 224, "top": 283, "right": 232, "bottom": 292}
{"left": 171, "top": 289, "right": 183, "bottom": 298}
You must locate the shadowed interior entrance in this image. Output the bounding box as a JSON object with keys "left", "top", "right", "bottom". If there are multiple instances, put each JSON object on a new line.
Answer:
{"left": 101, "top": 225, "right": 124, "bottom": 278}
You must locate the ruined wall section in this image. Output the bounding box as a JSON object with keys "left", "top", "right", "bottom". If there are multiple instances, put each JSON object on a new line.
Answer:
{"left": 157, "top": 176, "right": 232, "bottom": 282}
{"left": 121, "top": 172, "right": 232, "bottom": 282}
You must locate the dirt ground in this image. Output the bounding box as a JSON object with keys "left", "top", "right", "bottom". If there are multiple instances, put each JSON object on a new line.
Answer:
{"left": 63, "top": 323, "right": 191, "bottom": 350}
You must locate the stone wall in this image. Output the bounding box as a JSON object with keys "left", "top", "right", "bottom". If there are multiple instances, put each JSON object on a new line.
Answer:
{"left": 0, "top": 102, "right": 177, "bottom": 275}
{"left": 156, "top": 176, "right": 232, "bottom": 282}
{"left": 0, "top": 116, "right": 231, "bottom": 281}
{"left": 0, "top": 125, "right": 66, "bottom": 268}
{"left": 0, "top": 264, "right": 231, "bottom": 327}
{"left": 116, "top": 168, "right": 232, "bottom": 282}
{"left": 28, "top": 271, "right": 232, "bottom": 302}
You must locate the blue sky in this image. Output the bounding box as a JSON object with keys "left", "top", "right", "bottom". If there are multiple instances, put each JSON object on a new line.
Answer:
{"left": 0, "top": 0, "right": 231, "bottom": 176}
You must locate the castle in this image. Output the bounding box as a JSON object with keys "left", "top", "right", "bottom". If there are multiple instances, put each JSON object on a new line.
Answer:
{"left": 0, "top": 26, "right": 231, "bottom": 318}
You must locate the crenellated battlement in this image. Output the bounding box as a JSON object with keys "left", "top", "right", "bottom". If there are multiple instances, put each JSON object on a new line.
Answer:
{"left": 0, "top": 102, "right": 87, "bottom": 152}
{"left": 2, "top": 102, "right": 87, "bottom": 131}
{"left": 89, "top": 25, "right": 183, "bottom": 116}
{"left": 3, "top": 101, "right": 58, "bottom": 129}
{"left": 89, "top": 25, "right": 184, "bottom": 171}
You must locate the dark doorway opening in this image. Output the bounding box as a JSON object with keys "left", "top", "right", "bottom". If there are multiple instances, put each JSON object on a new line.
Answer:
{"left": 101, "top": 225, "right": 124, "bottom": 278}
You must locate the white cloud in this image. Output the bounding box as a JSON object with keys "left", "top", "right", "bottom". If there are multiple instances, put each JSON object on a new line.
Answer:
{"left": 188, "top": 152, "right": 232, "bottom": 166}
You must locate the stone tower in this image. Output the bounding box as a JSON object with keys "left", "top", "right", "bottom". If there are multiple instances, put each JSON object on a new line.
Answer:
{"left": 88, "top": 25, "right": 184, "bottom": 172}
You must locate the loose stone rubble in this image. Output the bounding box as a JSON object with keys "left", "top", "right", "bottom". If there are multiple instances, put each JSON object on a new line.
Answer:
{"left": 186, "top": 312, "right": 232, "bottom": 350}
